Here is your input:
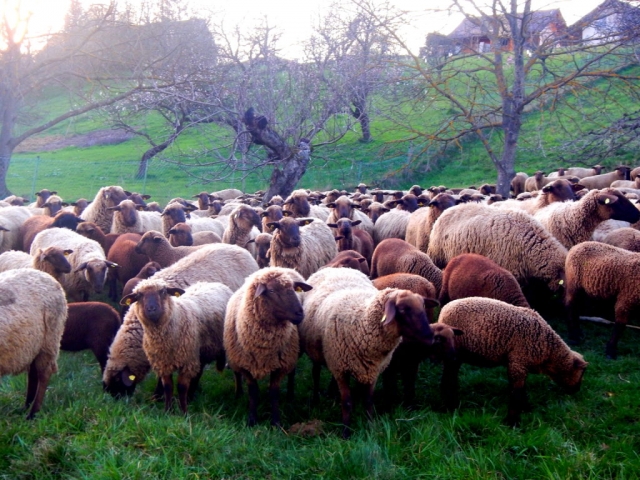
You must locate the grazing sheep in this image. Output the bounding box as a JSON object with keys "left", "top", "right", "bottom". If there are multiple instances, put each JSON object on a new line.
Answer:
{"left": 534, "top": 188, "right": 640, "bottom": 249}
{"left": 325, "top": 195, "right": 375, "bottom": 237}
{"left": 135, "top": 230, "right": 204, "bottom": 268}
{"left": 578, "top": 166, "right": 631, "bottom": 190}
{"left": 81, "top": 186, "right": 129, "bottom": 233}
{"left": 121, "top": 261, "right": 162, "bottom": 317}
{"left": 20, "top": 211, "right": 84, "bottom": 252}
{"left": 109, "top": 199, "right": 162, "bottom": 234}
{"left": 427, "top": 203, "right": 567, "bottom": 293}
{"left": 31, "top": 228, "right": 118, "bottom": 301}
{"left": 168, "top": 223, "right": 221, "bottom": 247}
{"left": 62, "top": 302, "right": 122, "bottom": 372}
{"left": 0, "top": 247, "right": 72, "bottom": 282}
{"left": 224, "top": 267, "right": 312, "bottom": 427}
{"left": 328, "top": 218, "right": 374, "bottom": 264}
{"left": 222, "top": 204, "right": 261, "bottom": 255}
{"left": 602, "top": 227, "right": 640, "bottom": 252}
{"left": 438, "top": 297, "right": 587, "bottom": 426}
{"left": 405, "top": 193, "right": 457, "bottom": 253}
{"left": 324, "top": 250, "right": 370, "bottom": 275}
{"left": 565, "top": 241, "right": 640, "bottom": 358}
{"left": 0, "top": 268, "right": 68, "bottom": 419}
{"left": 121, "top": 279, "right": 232, "bottom": 413}
{"left": 0, "top": 206, "right": 33, "bottom": 253}
{"left": 494, "top": 179, "right": 579, "bottom": 215}
{"left": 439, "top": 254, "right": 530, "bottom": 307}
{"left": 370, "top": 238, "right": 443, "bottom": 294}
{"left": 300, "top": 267, "right": 435, "bottom": 438}
{"left": 565, "top": 165, "right": 604, "bottom": 179}
{"left": 268, "top": 218, "right": 338, "bottom": 279}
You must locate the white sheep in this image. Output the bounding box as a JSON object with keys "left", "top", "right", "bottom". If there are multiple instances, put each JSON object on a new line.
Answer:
{"left": 121, "top": 279, "right": 232, "bottom": 413}
{"left": 325, "top": 195, "right": 375, "bottom": 237}
{"left": 0, "top": 268, "right": 68, "bottom": 419}
{"left": 109, "top": 199, "right": 162, "bottom": 234}
{"left": 0, "top": 247, "right": 72, "bottom": 282}
{"left": 372, "top": 209, "right": 411, "bottom": 245}
{"left": 30, "top": 228, "right": 118, "bottom": 301}
{"left": 81, "top": 186, "right": 129, "bottom": 233}
{"left": 0, "top": 206, "right": 33, "bottom": 253}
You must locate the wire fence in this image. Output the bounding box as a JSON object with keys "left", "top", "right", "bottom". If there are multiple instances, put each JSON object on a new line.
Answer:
{"left": 8, "top": 154, "right": 414, "bottom": 205}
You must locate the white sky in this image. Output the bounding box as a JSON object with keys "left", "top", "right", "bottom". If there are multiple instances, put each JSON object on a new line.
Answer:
{"left": 3, "top": 0, "right": 607, "bottom": 56}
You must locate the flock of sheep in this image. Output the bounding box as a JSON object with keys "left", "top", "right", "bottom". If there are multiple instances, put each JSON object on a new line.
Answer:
{"left": 0, "top": 162, "right": 639, "bottom": 438}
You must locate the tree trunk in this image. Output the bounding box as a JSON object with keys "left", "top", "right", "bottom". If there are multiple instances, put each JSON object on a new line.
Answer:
{"left": 0, "top": 149, "right": 11, "bottom": 198}
{"left": 262, "top": 146, "right": 311, "bottom": 202}
{"left": 136, "top": 140, "right": 173, "bottom": 179}
{"left": 351, "top": 100, "right": 372, "bottom": 143}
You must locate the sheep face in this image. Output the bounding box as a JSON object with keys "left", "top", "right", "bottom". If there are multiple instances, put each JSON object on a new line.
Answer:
{"left": 254, "top": 233, "right": 272, "bottom": 268}
{"left": 126, "top": 192, "right": 150, "bottom": 208}
{"left": 268, "top": 217, "right": 314, "bottom": 248}
{"left": 135, "top": 231, "right": 165, "bottom": 255}
{"left": 327, "top": 196, "right": 359, "bottom": 220}
{"left": 261, "top": 206, "right": 284, "bottom": 233}
{"left": 103, "top": 186, "right": 129, "bottom": 208}
{"left": 139, "top": 261, "right": 161, "bottom": 278}
{"left": 545, "top": 353, "right": 588, "bottom": 393}
{"left": 35, "top": 189, "right": 57, "bottom": 207}
{"left": 168, "top": 223, "right": 193, "bottom": 247}
{"left": 383, "top": 290, "right": 438, "bottom": 346}
{"left": 429, "top": 193, "right": 457, "bottom": 213}
{"left": 51, "top": 211, "right": 84, "bottom": 231}
{"left": 109, "top": 200, "right": 138, "bottom": 227}
{"left": 541, "top": 179, "right": 576, "bottom": 203}
{"left": 193, "top": 192, "right": 213, "bottom": 210}
{"left": 103, "top": 367, "right": 138, "bottom": 398}
{"left": 232, "top": 205, "right": 262, "bottom": 231}
{"left": 71, "top": 199, "right": 89, "bottom": 216}
{"left": 254, "top": 277, "right": 312, "bottom": 325}
{"left": 597, "top": 189, "right": 640, "bottom": 223}
{"left": 431, "top": 323, "right": 463, "bottom": 362}
{"left": 409, "top": 185, "right": 423, "bottom": 196}
{"left": 43, "top": 196, "right": 64, "bottom": 216}
{"left": 76, "top": 259, "right": 118, "bottom": 294}
{"left": 161, "top": 203, "right": 187, "bottom": 229}
{"left": 75, "top": 222, "right": 100, "bottom": 241}
{"left": 121, "top": 284, "right": 184, "bottom": 324}
{"left": 362, "top": 203, "right": 389, "bottom": 224}
{"left": 284, "top": 191, "right": 311, "bottom": 217}
{"left": 38, "top": 247, "right": 73, "bottom": 274}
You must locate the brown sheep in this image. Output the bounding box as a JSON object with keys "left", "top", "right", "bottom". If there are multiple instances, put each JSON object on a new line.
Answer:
{"left": 404, "top": 193, "right": 457, "bottom": 253}
{"left": 327, "top": 218, "right": 374, "bottom": 265}
{"left": 168, "top": 223, "right": 221, "bottom": 247}
{"left": 439, "top": 254, "right": 530, "bottom": 308}
{"left": 510, "top": 172, "right": 528, "bottom": 197}
{"left": 62, "top": 302, "right": 122, "bottom": 372}
{"left": 602, "top": 227, "right": 640, "bottom": 252}
{"left": 135, "top": 231, "right": 204, "bottom": 268}
{"left": 106, "top": 233, "right": 146, "bottom": 301}
{"left": 75, "top": 222, "right": 120, "bottom": 255}
{"left": 120, "top": 261, "right": 162, "bottom": 317}
{"left": 20, "top": 211, "right": 84, "bottom": 252}
{"left": 260, "top": 205, "right": 284, "bottom": 233}
{"left": 370, "top": 238, "right": 443, "bottom": 294}
{"left": 325, "top": 195, "right": 375, "bottom": 236}
{"left": 324, "top": 250, "right": 370, "bottom": 275}
{"left": 70, "top": 199, "right": 90, "bottom": 216}
{"left": 247, "top": 232, "right": 272, "bottom": 268}
{"left": 360, "top": 202, "right": 390, "bottom": 224}
{"left": 578, "top": 166, "right": 631, "bottom": 190}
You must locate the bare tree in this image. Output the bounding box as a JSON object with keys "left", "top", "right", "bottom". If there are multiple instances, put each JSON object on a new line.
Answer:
{"left": 362, "top": 0, "right": 640, "bottom": 197}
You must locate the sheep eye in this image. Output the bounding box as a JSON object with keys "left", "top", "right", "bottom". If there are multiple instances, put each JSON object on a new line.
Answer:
{"left": 268, "top": 289, "right": 276, "bottom": 294}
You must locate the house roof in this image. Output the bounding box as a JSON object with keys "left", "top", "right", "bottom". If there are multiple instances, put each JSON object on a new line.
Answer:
{"left": 448, "top": 9, "right": 565, "bottom": 39}
{"left": 570, "top": 0, "right": 637, "bottom": 28}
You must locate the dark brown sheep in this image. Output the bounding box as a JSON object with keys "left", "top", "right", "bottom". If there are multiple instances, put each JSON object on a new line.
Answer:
{"left": 327, "top": 218, "right": 374, "bottom": 265}
{"left": 439, "top": 254, "right": 530, "bottom": 308}
{"left": 61, "top": 302, "right": 122, "bottom": 372}
{"left": 75, "top": 222, "right": 120, "bottom": 255}
{"left": 168, "top": 223, "right": 221, "bottom": 247}
{"left": 324, "top": 250, "right": 370, "bottom": 275}
{"left": 120, "top": 261, "right": 162, "bottom": 317}
{"left": 384, "top": 194, "right": 420, "bottom": 213}
{"left": 261, "top": 205, "right": 284, "bottom": 233}
{"left": 106, "top": 233, "right": 146, "bottom": 301}
{"left": 20, "top": 211, "right": 84, "bottom": 252}
{"left": 135, "top": 230, "right": 203, "bottom": 268}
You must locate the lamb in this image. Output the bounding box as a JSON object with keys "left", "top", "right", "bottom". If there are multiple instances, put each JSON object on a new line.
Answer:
{"left": 135, "top": 230, "right": 204, "bottom": 268}
{"left": 328, "top": 218, "right": 374, "bottom": 264}
{"left": 248, "top": 232, "right": 272, "bottom": 268}
{"left": 0, "top": 268, "right": 68, "bottom": 419}
{"left": 439, "top": 254, "right": 530, "bottom": 307}
{"left": 103, "top": 243, "right": 259, "bottom": 397}
{"left": 0, "top": 247, "right": 72, "bottom": 282}
{"left": 404, "top": 193, "right": 457, "bottom": 253}
{"left": 371, "top": 209, "right": 411, "bottom": 245}
{"left": 268, "top": 217, "right": 338, "bottom": 279}
{"left": 300, "top": 267, "right": 435, "bottom": 438}
{"left": 222, "top": 204, "right": 261, "bottom": 255}
{"left": 564, "top": 241, "right": 640, "bottom": 358}
{"left": 20, "top": 211, "right": 84, "bottom": 252}
{"left": 602, "top": 227, "right": 640, "bottom": 252}
{"left": 0, "top": 206, "right": 33, "bottom": 253}
{"left": 121, "top": 279, "right": 232, "bottom": 413}
{"left": 81, "top": 186, "right": 129, "bottom": 233}
{"left": 324, "top": 250, "right": 370, "bottom": 275}
{"left": 31, "top": 228, "right": 119, "bottom": 301}
{"left": 168, "top": 223, "right": 221, "bottom": 247}
{"left": 534, "top": 188, "right": 640, "bottom": 249}
{"left": 325, "top": 195, "right": 375, "bottom": 237}
{"left": 437, "top": 297, "right": 588, "bottom": 426}
{"left": 224, "top": 267, "right": 312, "bottom": 427}
{"left": 62, "top": 302, "right": 122, "bottom": 372}
{"left": 427, "top": 203, "right": 567, "bottom": 293}
{"left": 370, "top": 238, "right": 443, "bottom": 294}
{"left": 578, "top": 166, "right": 631, "bottom": 190}
{"left": 109, "top": 199, "right": 162, "bottom": 234}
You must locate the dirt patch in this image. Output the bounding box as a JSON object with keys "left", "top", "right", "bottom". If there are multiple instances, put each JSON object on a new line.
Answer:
{"left": 15, "top": 129, "right": 134, "bottom": 153}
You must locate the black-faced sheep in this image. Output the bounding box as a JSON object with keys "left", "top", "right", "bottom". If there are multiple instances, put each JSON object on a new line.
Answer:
{"left": 370, "top": 238, "right": 443, "bottom": 294}
{"left": 328, "top": 218, "right": 374, "bottom": 264}
{"left": 300, "top": 267, "right": 435, "bottom": 438}
{"left": 439, "top": 253, "right": 530, "bottom": 308}
{"left": 121, "top": 279, "right": 232, "bottom": 413}
{"left": 224, "top": 267, "right": 312, "bottom": 427}
{"left": 268, "top": 217, "right": 338, "bottom": 279}
{"left": 62, "top": 302, "right": 122, "bottom": 372}
{"left": 0, "top": 268, "right": 68, "bottom": 419}
{"left": 564, "top": 241, "right": 640, "bottom": 358}
{"left": 438, "top": 297, "right": 587, "bottom": 426}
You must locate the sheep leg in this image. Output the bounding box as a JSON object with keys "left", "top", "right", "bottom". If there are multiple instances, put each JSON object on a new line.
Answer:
{"left": 177, "top": 374, "right": 190, "bottom": 414}
{"left": 187, "top": 366, "right": 205, "bottom": 402}
{"left": 269, "top": 370, "right": 287, "bottom": 427}
{"left": 506, "top": 364, "right": 528, "bottom": 427}
{"left": 440, "top": 360, "right": 461, "bottom": 410}
{"left": 400, "top": 358, "right": 420, "bottom": 410}
{"left": 311, "top": 362, "right": 322, "bottom": 404}
{"left": 161, "top": 374, "right": 174, "bottom": 412}
{"left": 565, "top": 288, "right": 584, "bottom": 345}
{"left": 233, "top": 371, "right": 244, "bottom": 398}
{"left": 336, "top": 373, "right": 353, "bottom": 439}
{"left": 246, "top": 374, "right": 260, "bottom": 427}
{"left": 606, "top": 306, "right": 630, "bottom": 360}
{"left": 286, "top": 368, "right": 295, "bottom": 403}
{"left": 26, "top": 366, "right": 53, "bottom": 420}
{"left": 381, "top": 363, "right": 399, "bottom": 408}
{"left": 363, "top": 381, "right": 376, "bottom": 421}
{"left": 151, "top": 377, "right": 164, "bottom": 402}
{"left": 25, "top": 361, "right": 39, "bottom": 408}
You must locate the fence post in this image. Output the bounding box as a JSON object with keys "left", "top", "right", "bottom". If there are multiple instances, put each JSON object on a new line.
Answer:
{"left": 31, "top": 156, "right": 40, "bottom": 200}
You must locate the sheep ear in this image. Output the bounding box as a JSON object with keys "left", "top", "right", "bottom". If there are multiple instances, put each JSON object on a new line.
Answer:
{"left": 358, "top": 258, "right": 366, "bottom": 263}
{"left": 168, "top": 228, "right": 177, "bottom": 235}
{"left": 0, "top": 225, "right": 8, "bottom": 231}
{"left": 597, "top": 194, "right": 618, "bottom": 205}
{"left": 246, "top": 239, "right": 256, "bottom": 245}
{"left": 135, "top": 205, "right": 146, "bottom": 211}
{"left": 381, "top": 207, "right": 391, "bottom": 212}
{"left": 120, "top": 293, "right": 140, "bottom": 306}
{"left": 335, "top": 236, "right": 344, "bottom": 241}
{"left": 452, "top": 328, "right": 464, "bottom": 336}
{"left": 266, "top": 222, "right": 280, "bottom": 230}
{"left": 74, "top": 262, "right": 88, "bottom": 272}
{"left": 381, "top": 298, "right": 397, "bottom": 326}
{"left": 352, "top": 204, "right": 361, "bottom": 209}
{"left": 106, "top": 206, "right": 120, "bottom": 211}
{"left": 293, "top": 282, "right": 312, "bottom": 293}
{"left": 572, "top": 184, "right": 586, "bottom": 192}
{"left": 298, "top": 218, "right": 314, "bottom": 226}
{"left": 260, "top": 211, "right": 269, "bottom": 218}
{"left": 63, "top": 249, "right": 73, "bottom": 257}
{"left": 254, "top": 283, "right": 267, "bottom": 298}
{"left": 282, "top": 210, "right": 293, "bottom": 217}
{"left": 62, "top": 202, "right": 69, "bottom": 207}
{"left": 142, "top": 195, "right": 151, "bottom": 200}
{"left": 106, "top": 261, "right": 120, "bottom": 269}
{"left": 167, "top": 287, "right": 185, "bottom": 298}
{"left": 574, "top": 357, "right": 588, "bottom": 369}
{"left": 326, "top": 223, "right": 338, "bottom": 228}
{"left": 351, "top": 220, "right": 361, "bottom": 226}
{"left": 326, "top": 202, "right": 336, "bottom": 209}
{"left": 424, "top": 298, "right": 440, "bottom": 309}
{"left": 124, "top": 190, "right": 132, "bottom": 196}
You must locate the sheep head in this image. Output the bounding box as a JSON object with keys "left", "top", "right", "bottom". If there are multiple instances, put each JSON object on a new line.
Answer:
{"left": 381, "top": 290, "right": 438, "bottom": 347}
{"left": 252, "top": 272, "right": 312, "bottom": 325}
{"left": 121, "top": 281, "right": 184, "bottom": 324}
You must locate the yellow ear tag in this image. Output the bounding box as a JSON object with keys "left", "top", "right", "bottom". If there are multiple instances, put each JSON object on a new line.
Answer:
{"left": 605, "top": 198, "right": 610, "bottom": 204}
{"left": 64, "top": 252, "right": 70, "bottom": 257}
{"left": 174, "top": 292, "right": 181, "bottom": 297}
{"left": 295, "top": 287, "right": 303, "bottom": 293}
{"left": 559, "top": 280, "right": 564, "bottom": 285}
{"left": 381, "top": 315, "right": 386, "bottom": 323}
{"left": 128, "top": 375, "right": 136, "bottom": 381}
{"left": 125, "top": 298, "right": 132, "bottom": 306}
